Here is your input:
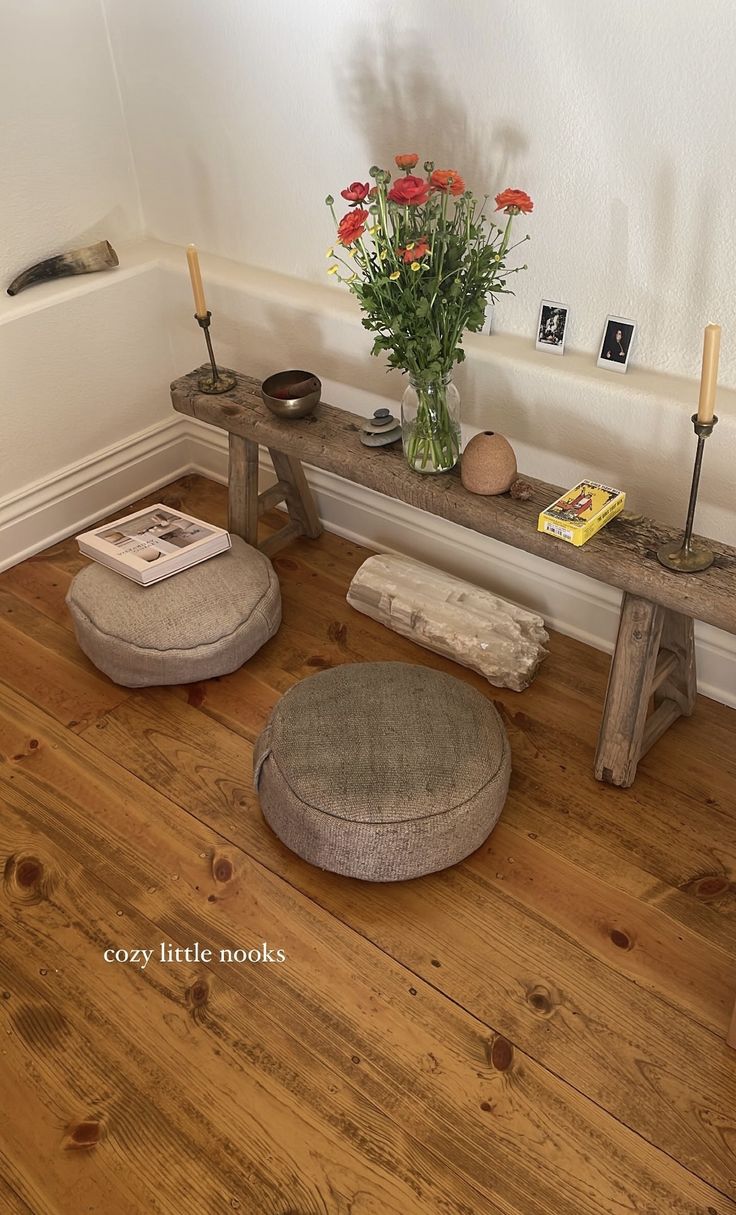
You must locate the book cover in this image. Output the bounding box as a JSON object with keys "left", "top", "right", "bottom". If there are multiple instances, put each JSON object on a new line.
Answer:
{"left": 537, "top": 481, "right": 625, "bottom": 547}
{"left": 77, "top": 504, "right": 231, "bottom": 585}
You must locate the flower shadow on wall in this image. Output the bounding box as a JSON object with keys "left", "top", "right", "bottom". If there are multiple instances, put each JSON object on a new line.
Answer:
{"left": 336, "top": 23, "right": 528, "bottom": 214}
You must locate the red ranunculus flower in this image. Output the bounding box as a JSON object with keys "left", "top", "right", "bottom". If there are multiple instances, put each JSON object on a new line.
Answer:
{"left": 340, "top": 181, "right": 370, "bottom": 204}
{"left": 495, "top": 188, "right": 534, "bottom": 215}
{"left": 395, "top": 152, "right": 419, "bottom": 169}
{"left": 387, "top": 175, "right": 430, "bottom": 206}
{"left": 337, "top": 208, "right": 369, "bottom": 246}
{"left": 430, "top": 169, "right": 465, "bottom": 196}
{"left": 398, "top": 236, "right": 431, "bottom": 263}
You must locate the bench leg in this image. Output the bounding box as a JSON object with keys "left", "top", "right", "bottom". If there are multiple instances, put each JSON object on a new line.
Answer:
{"left": 595, "top": 593, "right": 696, "bottom": 787}
{"left": 228, "top": 434, "right": 259, "bottom": 545}
{"left": 227, "top": 440, "right": 323, "bottom": 556}
{"left": 255, "top": 448, "right": 322, "bottom": 558}
{"left": 268, "top": 449, "right": 322, "bottom": 540}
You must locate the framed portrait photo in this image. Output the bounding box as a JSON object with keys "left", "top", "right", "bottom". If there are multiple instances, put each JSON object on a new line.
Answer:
{"left": 536, "top": 300, "right": 569, "bottom": 355}
{"left": 597, "top": 315, "right": 636, "bottom": 373}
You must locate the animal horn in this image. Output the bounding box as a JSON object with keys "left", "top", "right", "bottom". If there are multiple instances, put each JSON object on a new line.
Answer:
{"left": 7, "top": 240, "right": 119, "bottom": 297}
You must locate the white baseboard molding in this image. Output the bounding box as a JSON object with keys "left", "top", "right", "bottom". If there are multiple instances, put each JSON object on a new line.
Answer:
{"left": 0, "top": 415, "right": 190, "bottom": 572}
{"left": 2, "top": 413, "right": 734, "bottom": 710}
{"left": 186, "top": 421, "right": 736, "bottom": 710}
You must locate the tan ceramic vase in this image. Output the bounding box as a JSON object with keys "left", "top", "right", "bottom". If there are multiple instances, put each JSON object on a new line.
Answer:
{"left": 461, "top": 431, "right": 517, "bottom": 495}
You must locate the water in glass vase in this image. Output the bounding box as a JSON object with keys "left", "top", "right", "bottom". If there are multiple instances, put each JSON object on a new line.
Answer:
{"left": 401, "top": 374, "right": 461, "bottom": 473}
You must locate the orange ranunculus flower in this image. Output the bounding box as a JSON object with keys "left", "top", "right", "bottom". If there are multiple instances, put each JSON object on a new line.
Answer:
{"left": 387, "top": 175, "right": 430, "bottom": 206}
{"left": 397, "top": 236, "right": 431, "bottom": 264}
{"left": 337, "top": 208, "right": 369, "bottom": 246}
{"left": 495, "top": 188, "right": 534, "bottom": 215}
{"left": 395, "top": 152, "right": 419, "bottom": 169}
{"left": 430, "top": 169, "right": 465, "bottom": 196}
{"left": 340, "top": 181, "right": 370, "bottom": 204}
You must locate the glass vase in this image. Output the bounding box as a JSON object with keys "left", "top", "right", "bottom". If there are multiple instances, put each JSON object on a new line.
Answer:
{"left": 401, "top": 373, "right": 461, "bottom": 474}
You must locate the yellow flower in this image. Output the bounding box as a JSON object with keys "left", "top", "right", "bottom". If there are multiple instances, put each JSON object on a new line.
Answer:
{"left": 389, "top": 270, "right": 401, "bottom": 280}
{"left": 369, "top": 225, "right": 378, "bottom": 236}
{"left": 410, "top": 262, "right": 422, "bottom": 272}
{"left": 325, "top": 247, "right": 334, "bottom": 257}
{"left": 377, "top": 250, "right": 386, "bottom": 261}
{"left": 346, "top": 273, "right": 357, "bottom": 283}
{"left": 405, "top": 242, "right": 415, "bottom": 251}
{"left": 327, "top": 265, "right": 339, "bottom": 275}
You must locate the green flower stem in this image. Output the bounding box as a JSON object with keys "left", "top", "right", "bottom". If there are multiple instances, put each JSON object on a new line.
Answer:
{"left": 377, "top": 187, "right": 398, "bottom": 266}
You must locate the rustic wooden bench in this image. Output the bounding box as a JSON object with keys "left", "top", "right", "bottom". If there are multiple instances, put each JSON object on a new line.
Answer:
{"left": 171, "top": 366, "right": 736, "bottom": 789}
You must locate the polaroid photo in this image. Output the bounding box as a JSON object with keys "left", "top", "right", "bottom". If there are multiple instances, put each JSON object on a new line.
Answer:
{"left": 536, "top": 300, "right": 569, "bottom": 355}
{"left": 597, "top": 315, "right": 636, "bottom": 373}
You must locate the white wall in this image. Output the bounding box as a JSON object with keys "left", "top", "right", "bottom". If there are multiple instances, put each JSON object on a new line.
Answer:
{"left": 104, "top": 0, "right": 736, "bottom": 384}
{"left": 104, "top": 0, "right": 736, "bottom": 553}
{"left": 0, "top": 263, "right": 172, "bottom": 498}
{"left": 0, "top": 0, "right": 141, "bottom": 286}
{"left": 0, "top": 1, "right": 174, "bottom": 511}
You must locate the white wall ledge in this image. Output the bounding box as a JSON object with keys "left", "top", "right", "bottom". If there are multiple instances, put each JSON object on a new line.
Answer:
{"left": 5, "top": 235, "right": 733, "bottom": 418}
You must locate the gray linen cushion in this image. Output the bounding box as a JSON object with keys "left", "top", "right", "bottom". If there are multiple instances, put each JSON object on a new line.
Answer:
{"left": 253, "top": 661, "right": 511, "bottom": 881}
{"left": 67, "top": 536, "right": 280, "bottom": 687}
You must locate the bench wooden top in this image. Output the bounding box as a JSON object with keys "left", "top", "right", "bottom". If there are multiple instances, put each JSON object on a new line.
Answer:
{"left": 171, "top": 367, "right": 736, "bottom": 635}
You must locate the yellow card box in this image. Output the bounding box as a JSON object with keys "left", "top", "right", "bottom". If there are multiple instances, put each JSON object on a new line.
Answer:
{"left": 538, "top": 480, "right": 625, "bottom": 547}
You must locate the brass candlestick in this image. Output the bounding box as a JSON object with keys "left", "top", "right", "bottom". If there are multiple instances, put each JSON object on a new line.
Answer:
{"left": 195, "top": 312, "right": 236, "bottom": 394}
{"left": 657, "top": 413, "right": 718, "bottom": 572}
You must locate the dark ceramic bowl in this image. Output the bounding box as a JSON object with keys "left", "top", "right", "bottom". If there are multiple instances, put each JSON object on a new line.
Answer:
{"left": 261, "top": 370, "right": 321, "bottom": 419}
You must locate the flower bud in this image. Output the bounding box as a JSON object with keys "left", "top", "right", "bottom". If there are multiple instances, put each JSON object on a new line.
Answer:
{"left": 325, "top": 195, "right": 334, "bottom": 206}
{"left": 424, "top": 160, "right": 434, "bottom": 173}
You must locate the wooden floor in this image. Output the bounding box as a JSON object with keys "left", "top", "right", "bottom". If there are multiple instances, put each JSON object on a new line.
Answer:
{"left": 1, "top": 475, "right": 735, "bottom": 1215}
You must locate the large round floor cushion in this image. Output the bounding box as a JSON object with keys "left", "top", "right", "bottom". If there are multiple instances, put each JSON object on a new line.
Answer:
{"left": 67, "top": 536, "right": 280, "bottom": 687}
{"left": 253, "top": 661, "right": 511, "bottom": 881}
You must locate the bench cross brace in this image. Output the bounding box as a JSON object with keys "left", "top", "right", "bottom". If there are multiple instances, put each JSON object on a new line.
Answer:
{"left": 226, "top": 435, "right": 322, "bottom": 555}
{"left": 595, "top": 592, "right": 697, "bottom": 787}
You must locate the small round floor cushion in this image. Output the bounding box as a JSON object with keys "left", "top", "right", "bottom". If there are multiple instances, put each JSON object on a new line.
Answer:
{"left": 66, "top": 536, "right": 281, "bottom": 687}
{"left": 253, "top": 661, "right": 511, "bottom": 881}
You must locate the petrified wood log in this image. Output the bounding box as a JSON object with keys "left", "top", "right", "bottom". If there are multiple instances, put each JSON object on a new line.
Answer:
{"left": 347, "top": 553, "right": 548, "bottom": 691}
{"left": 6, "top": 240, "right": 119, "bottom": 296}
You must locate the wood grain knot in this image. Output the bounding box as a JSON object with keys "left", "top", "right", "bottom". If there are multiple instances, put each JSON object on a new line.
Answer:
{"left": 527, "top": 985, "right": 554, "bottom": 1017}
{"left": 187, "top": 977, "right": 210, "bottom": 1009}
{"left": 16, "top": 858, "right": 42, "bottom": 887}
{"left": 187, "top": 684, "right": 206, "bottom": 708}
{"left": 683, "top": 874, "right": 731, "bottom": 901}
{"left": 306, "top": 655, "right": 331, "bottom": 669}
{"left": 212, "top": 854, "right": 234, "bottom": 883}
{"left": 327, "top": 621, "right": 348, "bottom": 646}
{"left": 3, "top": 852, "right": 55, "bottom": 904}
{"left": 489, "top": 1035, "right": 514, "bottom": 1072}
{"left": 63, "top": 1118, "right": 105, "bottom": 1151}
{"left": 609, "top": 928, "right": 633, "bottom": 951}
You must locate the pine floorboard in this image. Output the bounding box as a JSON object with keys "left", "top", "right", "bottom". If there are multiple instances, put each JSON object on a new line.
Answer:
{"left": 1, "top": 474, "right": 735, "bottom": 1215}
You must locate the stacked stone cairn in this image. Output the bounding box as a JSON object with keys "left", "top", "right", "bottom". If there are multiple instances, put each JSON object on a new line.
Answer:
{"left": 359, "top": 408, "right": 402, "bottom": 447}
